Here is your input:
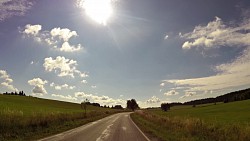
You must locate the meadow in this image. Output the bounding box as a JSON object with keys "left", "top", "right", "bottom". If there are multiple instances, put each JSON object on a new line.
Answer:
{"left": 131, "top": 100, "right": 250, "bottom": 141}
{"left": 0, "top": 94, "right": 123, "bottom": 141}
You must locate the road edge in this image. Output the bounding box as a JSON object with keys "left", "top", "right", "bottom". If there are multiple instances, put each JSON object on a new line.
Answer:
{"left": 129, "top": 113, "right": 151, "bottom": 141}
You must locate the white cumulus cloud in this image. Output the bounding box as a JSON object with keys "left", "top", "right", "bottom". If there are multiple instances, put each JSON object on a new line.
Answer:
{"left": 23, "top": 24, "right": 41, "bottom": 36}
{"left": 21, "top": 24, "right": 83, "bottom": 52}
{"left": 43, "top": 56, "right": 88, "bottom": 78}
{"left": 0, "top": 70, "right": 18, "bottom": 91}
{"left": 60, "top": 42, "right": 82, "bottom": 52}
{"left": 28, "top": 78, "right": 47, "bottom": 94}
{"left": 146, "top": 96, "right": 161, "bottom": 104}
{"left": 50, "top": 82, "right": 76, "bottom": 90}
{"left": 50, "top": 27, "right": 77, "bottom": 42}
{"left": 75, "top": 92, "right": 126, "bottom": 106}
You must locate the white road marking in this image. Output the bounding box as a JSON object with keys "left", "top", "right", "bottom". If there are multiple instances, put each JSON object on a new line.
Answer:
{"left": 129, "top": 114, "right": 151, "bottom": 141}
{"left": 122, "top": 126, "right": 127, "bottom": 131}
{"left": 96, "top": 124, "right": 113, "bottom": 141}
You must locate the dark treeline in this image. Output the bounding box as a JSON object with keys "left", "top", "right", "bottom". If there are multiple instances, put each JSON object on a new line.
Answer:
{"left": 85, "top": 102, "right": 101, "bottom": 107}
{"left": 160, "top": 88, "right": 250, "bottom": 111}
{"left": 86, "top": 102, "right": 124, "bottom": 109}
{"left": 169, "top": 102, "right": 183, "bottom": 107}
{"left": 183, "top": 88, "right": 250, "bottom": 106}
{"left": 3, "top": 91, "right": 26, "bottom": 96}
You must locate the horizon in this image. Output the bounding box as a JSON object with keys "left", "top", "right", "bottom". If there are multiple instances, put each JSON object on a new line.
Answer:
{"left": 1, "top": 87, "right": 249, "bottom": 108}
{"left": 1, "top": 0, "right": 250, "bottom": 108}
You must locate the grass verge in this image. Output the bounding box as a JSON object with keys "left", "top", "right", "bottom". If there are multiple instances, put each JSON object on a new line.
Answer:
{"left": 131, "top": 100, "right": 250, "bottom": 141}
{"left": 1, "top": 110, "right": 122, "bottom": 141}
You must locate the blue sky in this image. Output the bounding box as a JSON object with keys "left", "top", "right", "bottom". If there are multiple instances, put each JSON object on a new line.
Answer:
{"left": 0, "top": 0, "right": 250, "bottom": 107}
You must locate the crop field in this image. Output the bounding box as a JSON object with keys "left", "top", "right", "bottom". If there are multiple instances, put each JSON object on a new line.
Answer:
{"left": 0, "top": 94, "right": 122, "bottom": 141}
{"left": 131, "top": 100, "right": 250, "bottom": 141}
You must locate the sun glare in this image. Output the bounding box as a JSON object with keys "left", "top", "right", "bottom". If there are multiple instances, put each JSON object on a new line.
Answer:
{"left": 81, "top": 0, "right": 113, "bottom": 26}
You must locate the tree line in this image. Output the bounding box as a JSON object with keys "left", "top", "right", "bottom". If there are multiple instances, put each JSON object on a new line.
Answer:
{"left": 161, "top": 88, "right": 250, "bottom": 111}
{"left": 84, "top": 98, "right": 139, "bottom": 111}
{"left": 183, "top": 88, "right": 250, "bottom": 106}
{"left": 82, "top": 100, "right": 124, "bottom": 109}
{"left": 3, "top": 91, "right": 26, "bottom": 96}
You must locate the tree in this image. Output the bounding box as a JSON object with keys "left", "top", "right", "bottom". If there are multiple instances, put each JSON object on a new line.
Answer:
{"left": 161, "top": 103, "right": 170, "bottom": 111}
{"left": 81, "top": 98, "right": 89, "bottom": 117}
{"left": 127, "top": 99, "right": 139, "bottom": 111}
{"left": 113, "top": 105, "right": 123, "bottom": 109}
{"left": 92, "top": 103, "right": 100, "bottom": 107}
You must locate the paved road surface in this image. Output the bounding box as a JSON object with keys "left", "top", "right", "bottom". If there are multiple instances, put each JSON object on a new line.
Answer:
{"left": 38, "top": 112, "right": 150, "bottom": 141}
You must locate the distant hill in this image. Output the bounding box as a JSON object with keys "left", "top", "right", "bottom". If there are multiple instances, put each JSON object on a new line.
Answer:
{"left": 183, "top": 88, "right": 250, "bottom": 106}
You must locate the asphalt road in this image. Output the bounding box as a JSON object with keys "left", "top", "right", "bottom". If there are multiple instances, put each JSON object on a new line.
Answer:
{"left": 38, "top": 112, "right": 150, "bottom": 141}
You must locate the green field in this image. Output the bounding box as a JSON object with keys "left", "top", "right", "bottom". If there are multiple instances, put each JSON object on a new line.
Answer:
{"left": 152, "top": 100, "right": 250, "bottom": 124}
{"left": 0, "top": 94, "right": 123, "bottom": 141}
{"left": 0, "top": 94, "right": 108, "bottom": 115}
{"left": 131, "top": 100, "right": 250, "bottom": 141}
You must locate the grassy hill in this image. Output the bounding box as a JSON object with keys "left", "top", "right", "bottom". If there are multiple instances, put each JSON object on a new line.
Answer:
{"left": 0, "top": 94, "right": 108, "bottom": 115}
{"left": 153, "top": 100, "right": 250, "bottom": 124}
{"left": 0, "top": 94, "right": 123, "bottom": 141}
{"left": 131, "top": 100, "right": 250, "bottom": 141}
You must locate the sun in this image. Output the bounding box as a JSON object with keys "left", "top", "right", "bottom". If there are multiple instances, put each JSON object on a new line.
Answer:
{"left": 80, "top": 0, "right": 113, "bottom": 26}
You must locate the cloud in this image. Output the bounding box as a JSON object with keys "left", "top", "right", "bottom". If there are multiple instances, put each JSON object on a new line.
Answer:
{"left": 180, "top": 91, "right": 196, "bottom": 99}
{"left": 164, "top": 16, "right": 250, "bottom": 94}
{"left": 75, "top": 70, "right": 89, "bottom": 78}
{"left": 1, "top": 82, "right": 17, "bottom": 92}
{"left": 0, "top": 70, "right": 9, "bottom": 79}
{"left": 0, "top": 0, "right": 34, "bottom": 22}
{"left": 81, "top": 80, "right": 87, "bottom": 84}
{"left": 91, "top": 85, "right": 97, "bottom": 88}
{"left": 75, "top": 92, "right": 126, "bottom": 106}
{"left": 50, "top": 27, "right": 77, "bottom": 42}
{"left": 52, "top": 94, "right": 77, "bottom": 101}
{"left": 50, "top": 82, "right": 76, "bottom": 90}
{"left": 28, "top": 78, "right": 47, "bottom": 94}
{"left": 164, "top": 90, "right": 179, "bottom": 96}
{"left": 160, "top": 82, "right": 165, "bottom": 87}
{"left": 146, "top": 96, "right": 161, "bottom": 104}
{"left": 0, "top": 70, "right": 18, "bottom": 91}
{"left": 166, "top": 47, "right": 250, "bottom": 92}
{"left": 43, "top": 56, "right": 88, "bottom": 78}
{"left": 60, "top": 42, "right": 82, "bottom": 52}
{"left": 50, "top": 82, "right": 55, "bottom": 87}
{"left": 181, "top": 17, "right": 250, "bottom": 49}
{"left": 23, "top": 24, "right": 41, "bottom": 36}
{"left": 21, "top": 24, "right": 83, "bottom": 52}
{"left": 164, "top": 35, "right": 169, "bottom": 40}
{"left": 44, "top": 56, "right": 76, "bottom": 77}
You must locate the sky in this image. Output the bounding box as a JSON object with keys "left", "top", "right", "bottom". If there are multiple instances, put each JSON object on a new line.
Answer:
{"left": 0, "top": 0, "right": 250, "bottom": 108}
